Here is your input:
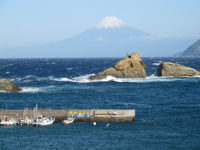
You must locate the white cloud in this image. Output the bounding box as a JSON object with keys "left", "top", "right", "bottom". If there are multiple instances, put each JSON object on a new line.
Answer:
{"left": 96, "top": 36, "right": 103, "bottom": 40}
{"left": 96, "top": 16, "right": 126, "bottom": 29}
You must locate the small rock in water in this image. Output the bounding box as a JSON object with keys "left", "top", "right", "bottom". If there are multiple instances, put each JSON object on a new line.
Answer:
{"left": 0, "top": 78, "right": 22, "bottom": 92}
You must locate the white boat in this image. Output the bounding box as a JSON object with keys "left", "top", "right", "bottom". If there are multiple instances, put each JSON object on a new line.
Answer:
{"left": 0, "top": 105, "right": 17, "bottom": 126}
{"left": 18, "top": 117, "right": 33, "bottom": 126}
{"left": 0, "top": 118, "right": 17, "bottom": 126}
{"left": 18, "top": 108, "right": 33, "bottom": 126}
{"left": 32, "top": 114, "right": 55, "bottom": 126}
{"left": 63, "top": 115, "right": 75, "bottom": 125}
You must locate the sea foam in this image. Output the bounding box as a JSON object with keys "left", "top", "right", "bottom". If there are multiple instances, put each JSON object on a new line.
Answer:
{"left": 49, "top": 74, "right": 184, "bottom": 83}
{"left": 11, "top": 73, "right": 200, "bottom": 86}
{"left": 21, "top": 87, "right": 41, "bottom": 93}
{"left": 152, "top": 61, "right": 162, "bottom": 66}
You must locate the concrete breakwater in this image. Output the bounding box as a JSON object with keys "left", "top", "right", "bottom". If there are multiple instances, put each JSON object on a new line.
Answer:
{"left": 0, "top": 109, "right": 135, "bottom": 122}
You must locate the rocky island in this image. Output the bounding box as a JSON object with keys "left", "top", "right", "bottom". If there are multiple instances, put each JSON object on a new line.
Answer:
{"left": 89, "top": 52, "right": 146, "bottom": 80}
{"left": 0, "top": 78, "right": 22, "bottom": 92}
{"left": 158, "top": 62, "right": 200, "bottom": 77}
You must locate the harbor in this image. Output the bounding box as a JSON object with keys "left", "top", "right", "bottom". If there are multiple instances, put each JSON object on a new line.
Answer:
{"left": 0, "top": 108, "right": 135, "bottom": 126}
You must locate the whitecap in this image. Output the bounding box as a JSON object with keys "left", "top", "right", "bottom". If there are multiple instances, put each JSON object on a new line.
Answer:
{"left": 49, "top": 77, "right": 72, "bottom": 82}
{"left": 25, "top": 75, "right": 35, "bottom": 78}
{"left": 0, "top": 90, "right": 7, "bottom": 93}
{"left": 20, "top": 85, "right": 57, "bottom": 93}
{"left": 21, "top": 87, "right": 41, "bottom": 93}
{"left": 89, "top": 74, "right": 173, "bottom": 83}
{"left": 71, "top": 74, "right": 95, "bottom": 83}
{"left": 152, "top": 61, "right": 162, "bottom": 66}
{"left": 193, "top": 75, "right": 200, "bottom": 78}
{"left": 49, "top": 74, "right": 94, "bottom": 83}
{"left": 11, "top": 75, "right": 36, "bottom": 83}
{"left": 48, "top": 74, "right": 184, "bottom": 83}
{"left": 66, "top": 68, "right": 73, "bottom": 70}
{"left": 10, "top": 73, "right": 200, "bottom": 85}
{"left": 11, "top": 75, "right": 50, "bottom": 83}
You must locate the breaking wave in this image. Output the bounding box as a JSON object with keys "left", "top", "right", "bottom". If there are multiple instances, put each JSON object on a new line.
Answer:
{"left": 152, "top": 61, "right": 162, "bottom": 66}
{"left": 21, "top": 87, "right": 41, "bottom": 93}
{"left": 21, "top": 85, "right": 57, "bottom": 93}
{"left": 0, "top": 90, "right": 7, "bottom": 93}
{"left": 90, "top": 74, "right": 180, "bottom": 83}
{"left": 48, "top": 74, "right": 200, "bottom": 83}
{"left": 3, "top": 74, "right": 199, "bottom": 94}
{"left": 10, "top": 74, "right": 200, "bottom": 85}
{"left": 49, "top": 74, "right": 94, "bottom": 83}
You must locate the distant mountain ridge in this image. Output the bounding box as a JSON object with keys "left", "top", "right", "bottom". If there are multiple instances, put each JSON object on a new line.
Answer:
{"left": 0, "top": 17, "right": 196, "bottom": 58}
{"left": 179, "top": 39, "right": 200, "bottom": 57}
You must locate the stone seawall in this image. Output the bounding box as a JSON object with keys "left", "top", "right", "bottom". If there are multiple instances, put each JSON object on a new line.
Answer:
{"left": 0, "top": 109, "right": 135, "bottom": 122}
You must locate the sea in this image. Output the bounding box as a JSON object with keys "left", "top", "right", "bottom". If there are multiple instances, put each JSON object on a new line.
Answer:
{"left": 0, "top": 57, "right": 200, "bottom": 150}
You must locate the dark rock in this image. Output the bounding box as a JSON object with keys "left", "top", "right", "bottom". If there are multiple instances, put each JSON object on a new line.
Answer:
{"left": 89, "top": 52, "right": 146, "bottom": 80}
{"left": 0, "top": 78, "right": 22, "bottom": 92}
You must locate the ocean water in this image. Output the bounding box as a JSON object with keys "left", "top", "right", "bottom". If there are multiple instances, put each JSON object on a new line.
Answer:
{"left": 0, "top": 57, "right": 200, "bottom": 150}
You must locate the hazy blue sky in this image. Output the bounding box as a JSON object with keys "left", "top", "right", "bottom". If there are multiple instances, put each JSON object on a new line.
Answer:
{"left": 0, "top": 0, "right": 200, "bottom": 49}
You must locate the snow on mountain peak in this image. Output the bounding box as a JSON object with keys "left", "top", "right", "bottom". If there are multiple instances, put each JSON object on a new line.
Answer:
{"left": 96, "top": 16, "right": 126, "bottom": 29}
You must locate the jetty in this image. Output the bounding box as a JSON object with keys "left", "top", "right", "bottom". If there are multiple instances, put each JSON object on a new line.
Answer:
{"left": 0, "top": 109, "right": 135, "bottom": 122}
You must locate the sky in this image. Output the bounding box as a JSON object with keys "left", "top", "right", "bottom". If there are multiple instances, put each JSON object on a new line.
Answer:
{"left": 0, "top": 0, "right": 200, "bottom": 55}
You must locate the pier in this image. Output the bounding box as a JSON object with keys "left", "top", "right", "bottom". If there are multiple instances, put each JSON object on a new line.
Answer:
{"left": 0, "top": 109, "right": 135, "bottom": 122}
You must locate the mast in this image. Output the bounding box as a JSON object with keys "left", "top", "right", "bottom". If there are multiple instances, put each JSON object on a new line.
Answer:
{"left": 23, "top": 108, "right": 25, "bottom": 119}
{"left": 36, "top": 104, "right": 38, "bottom": 116}
{"left": 5, "top": 104, "right": 7, "bottom": 115}
{"left": 33, "top": 107, "right": 35, "bottom": 118}
{"left": 33, "top": 104, "right": 38, "bottom": 118}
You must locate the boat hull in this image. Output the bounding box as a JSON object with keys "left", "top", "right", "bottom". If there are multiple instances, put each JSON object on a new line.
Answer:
{"left": 63, "top": 120, "right": 74, "bottom": 125}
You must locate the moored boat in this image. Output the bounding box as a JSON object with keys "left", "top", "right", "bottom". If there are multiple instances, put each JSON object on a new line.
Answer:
{"left": 18, "top": 108, "right": 33, "bottom": 126}
{"left": 0, "top": 118, "right": 17, "bottom": 126}
{"left": 18, "top": 117, "right": 33, "bottom": 126}
{"left": 63, "top": 115, "right": 75, "bottom": 125}
{"left": 32, "top": 114, "right": 55, "bottom": 127}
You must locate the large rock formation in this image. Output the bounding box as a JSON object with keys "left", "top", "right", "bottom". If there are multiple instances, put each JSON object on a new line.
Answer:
{"left": 89, "top": 52, "right": 146, "bottom": 80}
{"left": 0, "top": 78, "right": 22, "bottom": 92}
{"left": 157, "top": 62, "right": 200, "bottom": 77}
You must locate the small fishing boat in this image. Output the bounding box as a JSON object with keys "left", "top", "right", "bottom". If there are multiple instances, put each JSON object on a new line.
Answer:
{"left": 63, "top": 115, "right": 75, "bottom": 125}
{"left": 0, "top": 118, "right": 17, "bottom": 126}
{"left": 18, "top": 108, "right": 33, "bottom": 126}
{"left": 32, "top": 114, "right": 55, "bottom": 127}
{"left": 18, "top": 117, "right": 33, "bottom": 126}
{"left": 0, "top": 105, "right": 17, "bottom": 126}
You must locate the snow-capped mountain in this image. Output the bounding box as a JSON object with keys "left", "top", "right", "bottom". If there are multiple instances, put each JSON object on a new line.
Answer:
{"left": 0, "top": 17, "right": 196, "bottom": 57}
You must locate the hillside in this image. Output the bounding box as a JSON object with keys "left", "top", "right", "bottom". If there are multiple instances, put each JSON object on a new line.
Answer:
{"left": 179, "top": 39, "right": 200, "bottom": 57}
